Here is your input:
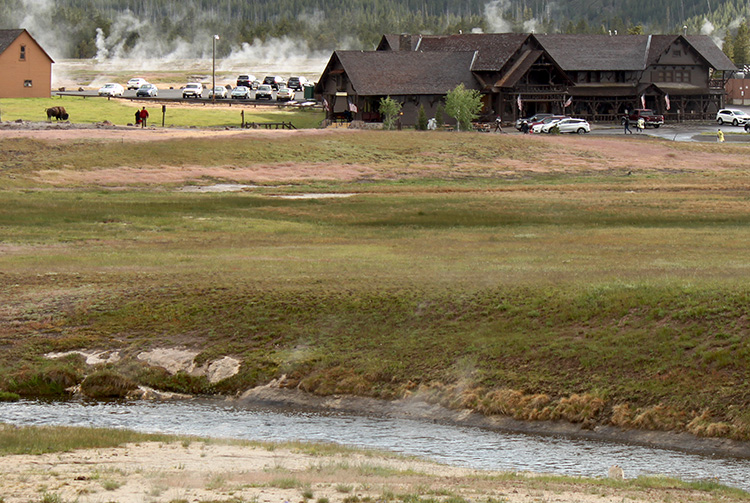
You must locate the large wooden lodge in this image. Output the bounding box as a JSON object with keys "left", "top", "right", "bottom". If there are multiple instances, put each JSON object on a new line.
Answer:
{"left": 315, "top": 32, "right": 736, "bottom": 127}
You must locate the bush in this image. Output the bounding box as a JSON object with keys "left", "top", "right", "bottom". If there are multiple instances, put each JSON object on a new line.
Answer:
{"left": 0, "top": 391, "right": 20, "bottom": 402}
{"left": 80, "top": 370, "right": 137, "bottom": 398}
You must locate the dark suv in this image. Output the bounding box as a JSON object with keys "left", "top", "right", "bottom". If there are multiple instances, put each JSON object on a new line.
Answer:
{"left": 236, "top": 75, "right": 254, "bottom": 88}
{"left": 263, "top": 76, "right": 285, "bottom": 90}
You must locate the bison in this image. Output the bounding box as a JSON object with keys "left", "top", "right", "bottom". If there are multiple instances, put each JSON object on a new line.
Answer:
{"left": 45, "top": 106, "right": 69, "bottom": 121}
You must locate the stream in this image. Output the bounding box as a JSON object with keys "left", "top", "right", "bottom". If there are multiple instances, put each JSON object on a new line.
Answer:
{"left": 2, "top": 398, "right": 749, "bottom": 491}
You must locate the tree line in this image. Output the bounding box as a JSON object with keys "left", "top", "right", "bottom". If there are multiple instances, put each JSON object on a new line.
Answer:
{"left": 1, "top": 0, "right": 749, "bottom": 60}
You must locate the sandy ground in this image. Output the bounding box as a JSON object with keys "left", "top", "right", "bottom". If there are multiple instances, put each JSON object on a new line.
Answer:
{"left": 0, "top": 440, "right": 721, "bottom": 503}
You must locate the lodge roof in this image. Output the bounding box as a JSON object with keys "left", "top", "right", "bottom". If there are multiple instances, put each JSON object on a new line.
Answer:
{"left": 331, "top": 50, "right": 480, "bottom": 95}
{"left": 414, "top": 33, "right": 531, "bottom": 71}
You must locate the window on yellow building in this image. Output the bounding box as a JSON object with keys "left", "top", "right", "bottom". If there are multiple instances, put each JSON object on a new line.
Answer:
{"left": 24, "top": 80, "right": 32, "bottom": 87}
{"left": 20, "top": 45, "right": 26, "bottom": 61}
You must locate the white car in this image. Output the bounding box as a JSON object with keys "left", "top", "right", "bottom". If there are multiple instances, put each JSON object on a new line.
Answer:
{"left": 98, "top": 83, "right": 124, "bottom": 97}
{"left": 182, "top": 83, "right": 204, "bottom": 99}
{"left": 126, "top": 78, "right": 149, "bottom": 90}
{"left": 716, "top": 108, "right": 750, "bottom": 126}
{"left": 541, "top": 117, "right": 590, "bottom": 134}
{"left": 275, "top": 86, "right": 294, "bottom": 101}
{"left": 231, "top": 86, "right": 250, "bottom": 99}
{"left": 209, "top": 86, "right": 228, "bottom": 99}
{"left": 531, "top": 116, "right": 567, "bottom": 133}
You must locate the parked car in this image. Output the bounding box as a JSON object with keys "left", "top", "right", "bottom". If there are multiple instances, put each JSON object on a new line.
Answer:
{"left": 530, "top": 115, "right": 567, "bottom": 133}
{"left": 231, "top": 86, "right": 250, "bottom": 99}
{"left": 627, "top": 109, "right": 664, "bottom": 128}
{"left": 251, "top": 79, "right": 261, "bottom": 89}
{"left": 275, "top": 86, "right": 294, "bottom": 101}
{"left": 182, "top": 83, "right": 203, "bottom": 99}
{"left": 98, "top": 83, "right": 124, "bottom": 97}
{"left": 516, "top": 113, "right": 553, "bottom": 130}
{"left": 542, "top": 117, "right": 590, "bottom": 134}
{"left": 135, "top": 83, "right": 158, "bottom": 97}
{"left": 126, "top": 78, "right": 148, "bottom": 90}
{"left": 209, "top": 86, "right": 228, "bottom": 99}
{"left": 236, "top": 75, "right": 255, "bottom": 88}
{"left": 262, "top": 75, "right": 285, "bottom": 90}
{"left": 255, "top": 84, "right": 273, "bottom": 100}
{"left": 286, "top": 76, "right": 308, "bottom": 91}
{"left": 716, "top": 108, "right": 750, "bottom": 126}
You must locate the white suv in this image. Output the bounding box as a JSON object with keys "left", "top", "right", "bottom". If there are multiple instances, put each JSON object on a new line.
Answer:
{"left": 716, "top": 108, "right": 750, "bottom": 126}
{"left": 182, "top": 83, "right": 204, "bottom": 99}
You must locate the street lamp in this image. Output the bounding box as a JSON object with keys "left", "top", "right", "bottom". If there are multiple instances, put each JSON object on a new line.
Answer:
{"left": 212, "top": 34, "right": 220, "bottom": 102}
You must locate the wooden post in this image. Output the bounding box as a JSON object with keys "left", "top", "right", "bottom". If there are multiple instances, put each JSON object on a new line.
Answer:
{"left": 161, "top": 105, "right": 166, "bottom": 127}
{"left": 241, "top": 110, "right": 245, "bottom": 127}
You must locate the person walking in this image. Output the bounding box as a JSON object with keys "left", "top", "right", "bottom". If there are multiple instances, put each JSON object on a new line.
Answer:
{"left": 134, "top": 109, "right": 141, "bottom": 126}
{"left": 717, "top": 128, "right": 725, "bottom": 143}
{"left": 637, "top": 117, "right": 645, "bottom": 133}
{"left": 139, "top": 107, "right": 149, "bottom": 128}
{"left": 623, "top": 115, "right": 633, "bottom": 134}
{"left": 494, "top": 115, "right": 503, "bottom": 133}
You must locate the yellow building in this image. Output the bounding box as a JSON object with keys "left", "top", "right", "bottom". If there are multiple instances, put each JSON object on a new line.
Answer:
{"left": 0, "top": 29, "right": 53, "bottom": 98}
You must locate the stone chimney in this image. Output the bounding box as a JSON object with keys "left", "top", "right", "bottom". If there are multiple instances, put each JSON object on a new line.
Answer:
{"left": 399, "top": 34, "right": 412, "bottom": 51}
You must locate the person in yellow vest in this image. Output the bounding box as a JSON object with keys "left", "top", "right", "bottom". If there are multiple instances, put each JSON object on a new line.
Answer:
{"left": 717, "top": 129, "right": 725, "bottom": 143}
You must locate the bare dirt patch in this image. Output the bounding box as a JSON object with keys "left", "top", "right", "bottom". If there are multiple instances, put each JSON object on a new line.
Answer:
{"left": 0, "top": 441, "right": 721, "bottom": 503}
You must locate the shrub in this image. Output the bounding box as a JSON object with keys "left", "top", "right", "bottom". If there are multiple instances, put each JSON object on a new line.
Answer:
{"left": 0, "top": 391, "right": 20, "bottom": 402}
{"left": 80, "top": 370, "right": 137, "bottom": 399}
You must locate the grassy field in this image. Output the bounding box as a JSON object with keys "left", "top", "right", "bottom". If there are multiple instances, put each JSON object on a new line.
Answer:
{"left": 0, "top": 95, "right": 325, "bottom": 128}
{"left": 1, "top": 129, "right": 749, "bottom": 441}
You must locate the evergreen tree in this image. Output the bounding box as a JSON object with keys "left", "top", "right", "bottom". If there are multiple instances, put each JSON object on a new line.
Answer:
{"left": 734, "top": 22, "right": 750, "bottom": 66}
{"left": 416, "top": 104, "right": 428, "bottom": 131}
{"left": 722, "top": 31, "right": 735, "bottom": 62}
{"left": 435, "top": 102, "right": 445, "bottom": 128}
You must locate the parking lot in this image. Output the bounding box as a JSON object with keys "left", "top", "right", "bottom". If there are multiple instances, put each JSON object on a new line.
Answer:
{"left": 55, "top": 87, "right": 310, "bottom": 104}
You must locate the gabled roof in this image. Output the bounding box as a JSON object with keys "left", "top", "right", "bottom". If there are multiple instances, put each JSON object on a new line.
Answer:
{"left": 0, "top": 28, "right": 54, "bottom": 62}
{"left": 535, "top": 33, "right": 735, "bottom": 72}
{"left": 327, "top": 50, "right": 479, "bottom": 95}
{"left": 684, "top": 35, "right": 736, "bottom": 71}
{"left": 413, "top": 33, "right": 530, "bottom": 71}
{"left": 0, "top": 29, "right": 25, "bottom": 54}
{"left": 535, "top": 35, "right": 651, "bottom": 71}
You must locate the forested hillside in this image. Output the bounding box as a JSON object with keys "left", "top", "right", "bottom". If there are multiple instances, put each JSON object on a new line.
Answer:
{"left": 2, "top": 0, "right": 750, "bottom": 63}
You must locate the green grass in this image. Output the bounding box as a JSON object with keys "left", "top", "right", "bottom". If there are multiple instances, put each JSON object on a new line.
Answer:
{"left": 0, "top": 96, "right": 324, "bottom": 128}
{"left": 1, "top": 131, "right": 750, "bottom": 439}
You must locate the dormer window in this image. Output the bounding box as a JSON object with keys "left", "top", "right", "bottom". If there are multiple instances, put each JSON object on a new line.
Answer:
{"left": 674, "top": 50, "right": 681, "bottom": 57}
{"left": 20, "top": 45, "right": 26, "bottom": 60}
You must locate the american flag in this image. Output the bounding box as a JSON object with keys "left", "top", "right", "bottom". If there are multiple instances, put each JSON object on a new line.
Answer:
{"left": 640, "top": 94, "right": 646, "bottom": 109}
{"left": 664, "top": 94, "right": 671, "bottom": 110}
{"left": 517, "top": 94, "right": 522, "bottom": 111}
{"left": 348, "top": 100, "right": 358, "bottom": 113}
{"left": 564, "top": 96, "right": 572, "bottom": 108}
{"left": 323, "top": 98, "right": 329, "bottom": 111}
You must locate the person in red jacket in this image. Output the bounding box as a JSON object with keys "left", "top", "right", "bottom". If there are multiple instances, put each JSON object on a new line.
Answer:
{"left": 139, "top": 107, "right": 149, "bottom": 128}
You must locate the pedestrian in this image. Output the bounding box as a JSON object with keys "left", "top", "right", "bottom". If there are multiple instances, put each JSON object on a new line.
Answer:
{"left": 494, "top": 115, "right": 503, "bottom": 133}
{"left": 637, "top": 117, "right": 645, "bottom": 133}
{"left": 623, "top": 115, "right": 633, "bottom": 134}
{"left": 717, "top": 128, "right": 725, "bottom": 143}
{"left": 134, "top": 109, "right": 141, "bottom": 126}
{"left": 520, "top": 120, "right": 530, "bottom": 134}
{"left": 139, "top": 107, "right": 149, "bottom": 128}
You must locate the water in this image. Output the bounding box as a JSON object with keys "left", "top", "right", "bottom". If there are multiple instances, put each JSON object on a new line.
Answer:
{"left": 2, "top": 398, "right": 749, "bottom": 491}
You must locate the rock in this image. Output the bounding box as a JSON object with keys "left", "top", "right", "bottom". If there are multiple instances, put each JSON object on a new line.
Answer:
{"left": 608, "top": 464, "right": 624, "bottom": 479}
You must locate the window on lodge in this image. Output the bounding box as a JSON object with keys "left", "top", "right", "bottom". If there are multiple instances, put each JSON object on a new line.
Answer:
{"left": 24, "top": 80, "right": 32, "bottom": 87}
{"left": 657, "top": 70, "right": 690, "bottom": 82}
{"left": 20, "top": 45, "right": 26, "bottom": 60}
